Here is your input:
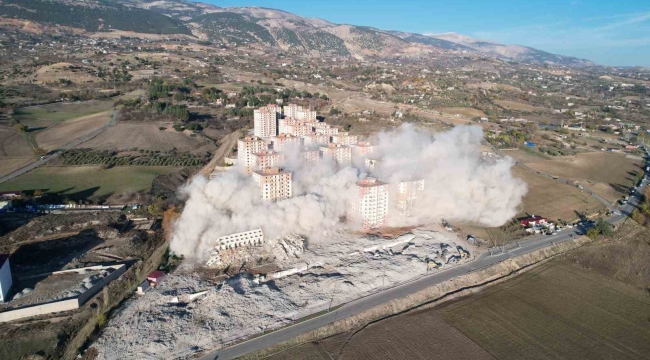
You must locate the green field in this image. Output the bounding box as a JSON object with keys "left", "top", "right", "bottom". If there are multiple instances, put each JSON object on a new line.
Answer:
{"left": 14, "top": 100, "right": 114, "bottom": 130}
{"left": 0, "top": 165, "right": 181, "bottom": 199}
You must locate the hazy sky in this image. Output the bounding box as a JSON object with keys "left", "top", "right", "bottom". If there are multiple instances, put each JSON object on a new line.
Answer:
{"left": 205, "top": 0, "right": 650, "bottom": 67}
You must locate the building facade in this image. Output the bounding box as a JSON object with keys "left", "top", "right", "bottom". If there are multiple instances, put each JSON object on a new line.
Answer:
{"left": 349, "top": 177, "right": 389, "bottom": 230}
{"left": 302, "top": 133, "right": 330, "bottom": 146}
{"left": 237, "top": 136, "right": 267, "bottom": 174}
{"left": 270, "top": 133, "right": 301, "bottom": 152}
{"left": 397, "top": 179, "right": 425, "bottom": 216}
{"left": 215, "top": 228, "right": 265, "bottom": 251}
{"left": 331, "top": 132, "right": 359, "bottom": 145}
{"left": 252, "top": 150, "right": 285, "bottom": 170}
{"left": 252, "top": 167, "right": 293, "bottom": 200}
{"left": 300, "top": 148, "right": 321, "bottom": 163}
{"left": 320, "top": 143, "right": 352, "bottom": 166}
{"left": 350, "top": 141, "right": 375, "bottom": 159}
{"left": 254, "top": 105, "right": 279, "bottom": 138}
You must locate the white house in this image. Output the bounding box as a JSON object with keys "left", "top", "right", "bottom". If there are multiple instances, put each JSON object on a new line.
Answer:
{"left": 0, "top": 254, "right": 12, "bottom": 302}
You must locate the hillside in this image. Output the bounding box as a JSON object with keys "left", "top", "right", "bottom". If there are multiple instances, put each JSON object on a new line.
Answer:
{"left": 431, "top": 32, "right": 594, "bottom": 67}
{"left": 0, "top": 0, "right": 595, "bottom": 66}
{"left": 0, "top": 0, "right": 192, "bottom": 35}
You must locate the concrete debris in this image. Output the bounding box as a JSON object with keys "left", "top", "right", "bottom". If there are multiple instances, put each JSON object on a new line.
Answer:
{"left": 93, "top": 229, "right": 478, "bottom": 360}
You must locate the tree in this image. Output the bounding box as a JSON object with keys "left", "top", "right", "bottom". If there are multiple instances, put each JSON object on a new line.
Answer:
{"left": 13, "top": 124, "right": 27, "bottom": 133}
{"left": 594, "top": 218, "right": 613, "bottom": 237}
{"left": 586, "top": 228, "right": 599, "bottom": 240}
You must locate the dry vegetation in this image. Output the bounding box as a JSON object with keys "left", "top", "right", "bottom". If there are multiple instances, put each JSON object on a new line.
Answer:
{"left": 514, "top": 166, "right": 605, "bottom": 221}
{"left": 526, "top": 152, "right": 643, "bottom": 202}
{"left": 35, "top": 110, "right": 111, "bottom": 151}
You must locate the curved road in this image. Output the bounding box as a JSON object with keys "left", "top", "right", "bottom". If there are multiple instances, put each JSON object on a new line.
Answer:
{"left": 0, "top": 109, "right": 119, "bottom": 184}
{"left": 199, "top": 165, "right": 646, "bottom": 360}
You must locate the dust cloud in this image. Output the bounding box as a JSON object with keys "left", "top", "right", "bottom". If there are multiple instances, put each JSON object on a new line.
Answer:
{"left": 171, "top": 124, "right": 527, "bottom": 260}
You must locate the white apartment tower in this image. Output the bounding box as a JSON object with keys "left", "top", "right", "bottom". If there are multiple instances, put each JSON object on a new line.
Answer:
{"left": 254, "top": 105, "right": 280, "bottom": 138}
{"left": 271, "top": 133, "right": 301, "bottom": 152}
{"left": 331, "top": 132, "right": 358, "bottom": 146}
{"left": 349, "top": 177, "right": 389, "bottom": 230}
{"left": 350, "top": 141, "right": 375, "bottom": 159}
{"left": 237, "top": 136, "right": 267, "bottom": 174}
{"left": 320, "top": 143, "right": 352, "bottom": 166}
{"left": 252, "top": 167, "right": 293, "bottom": 201}
{"left": 397, "top": 179, "right": 425, "bottom": 216}
{"left": 252, "top": 150, "right": 285, "bottom": 170}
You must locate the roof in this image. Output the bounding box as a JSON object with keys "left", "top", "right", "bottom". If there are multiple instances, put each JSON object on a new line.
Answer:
{"left": 0, "top": 254, "right": 9, "bottom": 268}
{"left": 147, "top": 270, "right": 165, "bottom": 280}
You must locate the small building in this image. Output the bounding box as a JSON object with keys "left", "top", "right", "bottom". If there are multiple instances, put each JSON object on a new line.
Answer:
{"left": 0, "top": 254, "right": 12, "bottom": 302}
{"left": 520, "top": 216, "right": 548, "bottom": 227}
{"left": 146, "top": 271, "right": 165, "bottom": 286}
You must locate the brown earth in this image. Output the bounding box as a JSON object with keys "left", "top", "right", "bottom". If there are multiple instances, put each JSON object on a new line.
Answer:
{"left": 35, "top": 111, "right": 111, "bottom": 151}
{"left": 78, "top": 123, "right": 215, "bottom": 153}
{"left": 525, "top": 152, "right": 643, "bottom": 203}
{"left": 494, "top": 100, "right": 547, "bottom": 112}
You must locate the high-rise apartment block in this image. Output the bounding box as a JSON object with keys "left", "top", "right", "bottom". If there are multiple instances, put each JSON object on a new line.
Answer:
{"left": 252, "top": 167, "right": 292, "bottom": 201}
{"left": 331, "top": 132, "right": 358, "bottom": 146}
{"left": 252, "top": 150, "right": 285, "bottom": 170}
{"left": 279, "top": 118, "right": 313, "bottom": 137}
{"left": 350, "top": 141, "right": 375, "bottom": 159}
{"left": 320, "top": 143, "right": 352, "bottom": 166}
{"left": 300, "top": 148, "right": 321, "bottom": 163}
{"left": 365, "top": 158, "right": 380, "bottom": 171}
{"left": 270, "top": 133, "right": 301, "bottom": 152}
{"left": 237, "top": 136, "right": 267, "bottom": 174}
{"left": 254, "top": 105, "right": 280, "bottom": 138}
{"left": 314, "top": 125, "right": 339, "bottom": 136}
{"left": 349, "top": 177, "right": 389, "bottom": 229}
{"left": 302, "top": 133, "right": 330, "bottom": 146}
{"left": 283, "top": 104, "right": 316, "bottom": 121}
{"left": 397, "top": 179, "right": 425, "bottom": 216}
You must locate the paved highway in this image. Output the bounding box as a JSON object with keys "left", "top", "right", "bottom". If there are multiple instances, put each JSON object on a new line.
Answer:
{"left": 199, "top": 149, "right": 649, "bottom": 360}
{"left": 0, "top": 109, "right": 119, "bottom": 184}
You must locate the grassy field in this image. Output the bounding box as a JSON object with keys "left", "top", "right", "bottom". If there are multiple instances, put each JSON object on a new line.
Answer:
{"left": 35, "top": 110, "right": 112, "bottom": 151}
{"left": 0, "top": 127, "right": 34, "bottom": 157}
{"left": 0, "top": 165, "right": 181, "bottom": 199}
{"left": 526, "top": 152, "right": 643, "bottom": 203}
{"left": 14, "top": 100, "right": 114, "bottom": 130}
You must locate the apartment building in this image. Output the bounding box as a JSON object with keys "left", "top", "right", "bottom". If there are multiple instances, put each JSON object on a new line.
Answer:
{"left": 350, "top": 141, "right": 375, "bottom": 159}
{"left": 301, "top": 133, "right": 330, "bottom": 146}
{"left": 254, "top": 105, "right": 280, "bottom": 138}
{"left": 397, "top": 179, "right": 425, "bottom": 216}
{"left": 237, "top": 136, "right": 267, "bottom": 174}
{"left": 365, "top": 158, "right": 380, "bottom": 171}
{"left": 331, "top": 132, "right": 359, "bottom": 145}
{"left": 283, "top": 103, "right": 316, "bottom": 121}
{"left": 252, "top": 150, "right": 285, "bottom": 170}
{"left": 320, "top": 143, "right": 352, "bottom": 166}
{"left": 349, "top": 177, "right": 389, "bottom": 230}
{"left": 270, "top": 133, "right": 301, "bottom": 152}
{"left": 279, "top": 118, "right": 314, "bottom": 136}
{"left": 300, "top": 148, "right": 321, "bottom": 163}
{"left": 252, "top": 167, "right": 293, "bottom": 201}
{"left": 314, "top": 125, "right": 339, "bottom": 136}
{"left": 215, "top": 228, "right": 264, "bottom": 251}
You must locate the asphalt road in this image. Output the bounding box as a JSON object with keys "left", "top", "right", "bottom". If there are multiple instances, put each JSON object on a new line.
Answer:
{"left": 0, "top": 109, "right": 118, "bottom": 184}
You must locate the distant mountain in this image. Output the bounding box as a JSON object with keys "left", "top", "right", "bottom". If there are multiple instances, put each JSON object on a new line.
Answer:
{"left": 430, "top": 32, "right": 594, "bottom": 67}
{"left": 0, "top": 0, "right": 595, "bottom": 67}
{"left": 0, "top": 0, "right": 192, "bottom": 35}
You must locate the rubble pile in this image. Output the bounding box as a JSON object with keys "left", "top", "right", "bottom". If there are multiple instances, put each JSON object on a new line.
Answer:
{"left": 94, "top": 229, "right": 478, "bottom": 360}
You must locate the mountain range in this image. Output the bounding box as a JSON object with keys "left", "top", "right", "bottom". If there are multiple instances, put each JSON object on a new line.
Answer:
{"left": 0, "top": 0, "right": 595, "bottom": 67}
